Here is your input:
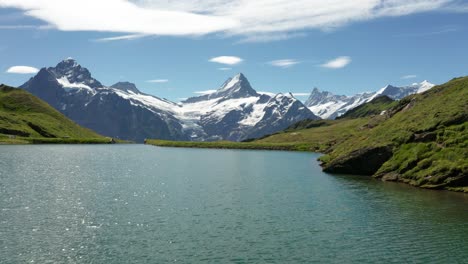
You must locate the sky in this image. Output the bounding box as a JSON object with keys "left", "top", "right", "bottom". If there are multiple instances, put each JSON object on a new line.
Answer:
{"left": 0, "top": 0, "right": 467, "bottom": 102}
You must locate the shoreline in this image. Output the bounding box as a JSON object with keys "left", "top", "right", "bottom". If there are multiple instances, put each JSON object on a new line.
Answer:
{"left": 145, "top": 139, "right": 468, "bottom": 193}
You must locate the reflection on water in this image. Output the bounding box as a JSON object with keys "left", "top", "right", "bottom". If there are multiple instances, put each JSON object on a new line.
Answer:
{"left": 1, "top": 145, "right": 467, "bottom": 263}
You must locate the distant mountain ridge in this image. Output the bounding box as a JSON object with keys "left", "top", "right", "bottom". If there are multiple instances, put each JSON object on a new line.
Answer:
{"left": 305, "top": 81, "right": 435, "bottom": 119}
{"left": 20, "top": 59, "right": 318, "bottom": 142}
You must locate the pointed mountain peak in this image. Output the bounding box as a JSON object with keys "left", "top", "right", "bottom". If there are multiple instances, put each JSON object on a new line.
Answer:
{"left": 48, "top": 58, "right": 103, "bottom": 89}
{"left": 111, "top": 82, "right": 140, "bottom": 94}
{"left": 56, "top": 57, "right": 80, "bottom": 69}
{"left": 215, "top": 73, "right": 258, "bottom": 98}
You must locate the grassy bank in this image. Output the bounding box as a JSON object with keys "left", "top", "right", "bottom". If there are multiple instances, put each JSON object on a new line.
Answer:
{"left": 146, "top": 77, "right": 467, "bottom": 192}
{"left": 145, "top": 139, "right": 311, "bottom": 151}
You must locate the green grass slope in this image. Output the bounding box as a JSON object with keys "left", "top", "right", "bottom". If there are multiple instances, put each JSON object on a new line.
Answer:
{"left": 0, "top": 84, "right": 110, "bottom": 144}
{"left": 337, "top": 95, "right": 397, "bottom": 119}
{"left": 320, "top": 77, "right": 467, "bottom": 191}
{"left": 145, "top": 77, "right": 467, "bottom": 191}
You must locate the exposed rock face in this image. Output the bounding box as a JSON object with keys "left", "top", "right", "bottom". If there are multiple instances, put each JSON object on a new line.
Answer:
{"left": 305, "top": 81, "right": 435, "bottom": 119}
{"left": 21, "top": 59, "right": 319, "bottom": 142}
{"left": 323, "top": 146, "right": 394, "bottom": 175}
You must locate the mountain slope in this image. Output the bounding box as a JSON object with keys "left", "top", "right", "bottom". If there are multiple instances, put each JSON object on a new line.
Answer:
{"left": 0, "top": 84, "right": 104, "bottom": 142}
{"left": 260, "top": 76, "right": 467, "bottom": 191}
{"left": 305, "top": 81, "right": 435, "bottom": 119}
{"left": 337, "top": 95, "right": 397, "bottom": 119}
{"left": 180, "top": 74, "right": 319, "bottom": 141}
{"left": 21, "top": 60, "right": 319, "bottom": 142}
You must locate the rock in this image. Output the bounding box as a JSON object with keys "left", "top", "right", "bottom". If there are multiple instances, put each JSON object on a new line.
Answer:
{"left": 322, "top": 146, "right": 393, "bottom": 175}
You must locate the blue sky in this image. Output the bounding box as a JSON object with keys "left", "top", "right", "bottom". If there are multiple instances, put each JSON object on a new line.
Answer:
{"left": 0, "top": 0, "right": 467, "bottom": 102}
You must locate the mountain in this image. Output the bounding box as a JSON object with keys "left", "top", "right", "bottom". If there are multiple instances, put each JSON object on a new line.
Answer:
{"left": 179, "top": 73, "right": 319, "bottom": 141}
{"left": 337, "top": 95, "right": 397, "bottom": 119}
{"left": 256, "top": 76, "right": 467, "bottom": 191}
{"left": 20, "top": 59, "right": 318, "bottom": 142}
{"left": 0, "top": 84, "right": 104, "bottom": 142}
{"left": 21, "top": 58, "right": 188, "bottom": 142}
{"left": 305, "top": 81, "right": 435, "bottom": 119}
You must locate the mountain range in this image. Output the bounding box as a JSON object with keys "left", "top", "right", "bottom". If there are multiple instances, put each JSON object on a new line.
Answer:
{"left": 305, "top": 81, "right": 435, "bottom": 119}
{"left": 21, "top": 58, "right": 318, "bottom": 142}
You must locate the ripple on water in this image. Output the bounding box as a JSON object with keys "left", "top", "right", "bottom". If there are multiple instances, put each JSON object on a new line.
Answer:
{"left": 0, "top": 145, "right": 467, "bottom": 263}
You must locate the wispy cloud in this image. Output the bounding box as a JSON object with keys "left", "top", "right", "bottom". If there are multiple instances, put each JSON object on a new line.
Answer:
{"left": 269, "top": 59, "right": 300, "bottom": 68}
{"left": 146, "top": 79, "right": 169, "bottom": 83}
{"left": 6, "top": 65, "right": 39, "bottom": 74}
{"left": 93, "top": 34, "right": 149, "bottom": 42}
{"left": 0, "top": 0, "right": 464, "bottom": 41}
{"left": 209, "top": 56, "right": 243, "bottom": 65}
{"left": 194, "top": 89, "right": 217, "bottom": 95}
{"left": 401, "top": 74, "right": 417, "bottom": 79}
{"left": 394, "top": 26, "right": 459, "bottom": 37}
{"left": 321, "top": 56, "right": 351, "bottom": 69}
{"left": 237, "top": 32, "right": 306, "bottom": 43}
{"left": 0, "top": 25, "right": 41, "bottom": 30}
{"left": 218, "top": 67, "right": 232, "bottom": 71}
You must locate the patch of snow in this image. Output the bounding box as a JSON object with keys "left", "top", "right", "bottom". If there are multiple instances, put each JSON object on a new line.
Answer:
{"left": 57, "top": 76, "right": 95, "bottom": 93}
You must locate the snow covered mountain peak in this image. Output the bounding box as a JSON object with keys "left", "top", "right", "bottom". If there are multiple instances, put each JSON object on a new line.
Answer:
{"left": 305, "top": 80, "right": 436, "bottom": 119}
{"left": 48, "top": 58, "right": 103, "bottom": 90}
{"left": 110, "top": 82, "right": 141, "bottom": 94}
{"left": 183, "top": 73, "right": 259, "bottom": 103}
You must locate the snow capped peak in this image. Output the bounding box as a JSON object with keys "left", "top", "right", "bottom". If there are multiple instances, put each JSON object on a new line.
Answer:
{"left": 49, "top": 59, "right": 103, "bottom": 89}
{"left": 111, "top": 82, "right": 141, "bottom": 94}
{"left": 306, "top": 80, "right": 436, "bottom": 119}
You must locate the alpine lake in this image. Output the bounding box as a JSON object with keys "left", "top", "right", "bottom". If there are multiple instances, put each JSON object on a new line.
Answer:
{"left": 1, "top": 145, "right": 467, "bottom": 263}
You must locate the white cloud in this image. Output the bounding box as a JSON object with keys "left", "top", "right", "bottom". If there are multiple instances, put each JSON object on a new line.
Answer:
{"left": 209, "top": 56, "right": 243, "bottom": 65}
{"left": 194, "top": 89, "right": 217, "bottom": 95}
{"left": 321, "top": 56, "right": 351, "bottom": 69}
{"left": 401, "top": 74, "right": 417, "bottom": 79}
{"left": 218, "top": 67, "right": 232, "bottom": 71}
{"left": 146, "top": 79, "right": 169, "bottom": 83}
{"left": 6, "top": 65, "right": 39, "bottom": 74}
{"left": 0, "top": 25, "right": 39, "bottom": 29}
{"left": 269, "top": 59, "right": 300, "bottom": 68}
{"left": 0, "top": 0, "right": 463, "bottom": 41}
{"left": 93, "top": 34, "right": 149, "bottom": 42}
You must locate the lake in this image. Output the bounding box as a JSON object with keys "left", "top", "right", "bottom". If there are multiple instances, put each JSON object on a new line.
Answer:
{"left": 1, "top": 145, "right": 467, "bottom": 263}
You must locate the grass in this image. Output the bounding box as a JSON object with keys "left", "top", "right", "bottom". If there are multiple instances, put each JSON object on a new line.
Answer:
{"left": 0, "top": 84, "right": 110, "bottom": 144}
{"left": 146, "top": 76, "right": 468, "bottom": 192}
{"left": 145, "top": 139, "right": 311, "bottom": 151}
{"left": 337, "top": 95, "right": 397, "bottom": 119}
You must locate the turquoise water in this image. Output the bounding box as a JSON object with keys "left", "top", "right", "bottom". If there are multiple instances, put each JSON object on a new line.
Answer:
{"left": 1, "top": 145, "right": 467, "bottom": 263}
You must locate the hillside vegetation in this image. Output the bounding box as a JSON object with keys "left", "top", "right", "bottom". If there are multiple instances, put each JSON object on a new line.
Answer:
{"left": 0, "top": 84, "right": 110, "bottom": 144}
{"left": 266, "top": 77, "right": 468, "bottom": 191}
{"left": 147, "top": 76, "right": 467, "bottom": 192}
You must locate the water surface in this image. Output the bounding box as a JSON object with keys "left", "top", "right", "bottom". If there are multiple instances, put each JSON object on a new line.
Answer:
{"left": 1, "top": 145, "right": 467, "bottom": 263}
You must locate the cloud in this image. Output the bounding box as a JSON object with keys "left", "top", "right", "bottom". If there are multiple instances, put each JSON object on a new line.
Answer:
{"left": 194, "top": 89, "right": 217, "bottom": 95}
{"left": 0, "top": 25, "right": 40, "bottom": 29}
{"left": 401, "top": 74, "right": 417, "bottom": 79}
{"left": 6, "top": 65, "right": 39, "bottom": 74}
{"left": 269, "top": 59, "right": 300, "bottom": 68}
{"left": 0, "top": 0, "right": 238, "bottom": 36}
{"left": 93, "top": 34, "right": 149, "bottom": 42}
{"left": 218, "top": 67, "right": 232, "bottom": 71}
{"left": 209, "top": 56, "right": 243, "bottom": 65}
{"left": 0, "top": 0, "right": 463, "bottom": 41}
{"left": 146, "top": 79, "right": 169, "bottom": 83}
{"left": 394, "top": 25, "right": 459, "bottom": 37}
{"left": 321, "top": 56, "right": 351, "bottom": 69}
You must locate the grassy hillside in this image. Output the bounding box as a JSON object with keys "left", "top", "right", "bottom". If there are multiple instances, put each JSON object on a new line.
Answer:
{"left": 337, "top": 95, "right": 397, "bottom": 119}
{"left": 278, "top": 77, "right": 467, "bottom": 191}
{"left": 0, "top": 84, "right": 111, "bottom": 144}
{"left": 146, "top": 76, "right": 467, "bottom": 192}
